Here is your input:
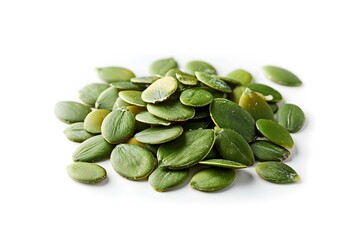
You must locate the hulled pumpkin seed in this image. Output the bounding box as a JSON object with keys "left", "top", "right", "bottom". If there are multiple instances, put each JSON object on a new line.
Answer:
{"left": 149, "top": 165, "right": 190, "bottom": 192}
{"left": 110, "top": 81, "right": 145, "bottom": 91}
{"left": 141, "top": 77, "right": 178, "bottom": 104}
{"left": 185, "top": 60, "right": 217, "bottom": 75}
{"left": 73, "top": 135, "right": 114, "bottom": 162}
{"left": 63, "top": 122, "right": 94, "bottom": 142}
{"left": 195, "top": 72, "right": 232, "bottom": 93}
{"left": 67, "top": 162, "right": 107, "bottom": 184}
{"left": 277, "top": 103, "right": 305, "bottom": 133}
{"left": 179, "top": 88, "right": 213, "bottom": 107}
{"left": 54, "top": 101, "right": 92, "bottom": 123}
{"left": 95, "top": 87, "right": 120, "bottom": 110}
{"left": 135, "top": 111, "right": 172, "bottom": 126}
{"left": 239, "top": 88, "right": 274, "bottom": 121}
{"left": 250, "top": 140, "right": 290, "bottom": 162}
{"left": 199, "top": 159, "right": 247, "bottom": 169}
{"left": 101, "top": 108, "right": 136, "bottom": 144}
{"left": 226, "top": 69, "right": 253, "bottom": 85}
{"left": 111, "top": 144, "right": 156, "bottom": 180}
{"left": 119, "top": 90, "right": 147, "bottom": 107}
{"left": 190, "top": 168, "right": 236, "bottom": 192}
{"left": 79, "top": 83, "right": 109, "bottom": 107}
{"left": 130, "top": 76, "right": 160, "bottom": 84}
{"left": 175, "top": 71, "right": 198, "bottom": 86}
{"left": 83, "top": 109, "right": 111, "bottom": 134}
{"left": 255, "top": 162, "right": 300, "bottom": 183}
{"left": 256, "top": 119, "right": 294, "bottom": 149}
{"left": 229, "top": 86, "right": 246, "bottom": 104}
{"left": 147, "top": 100, "right": 195, "bottom": 122}
{"left": 245, "top": 83, "right": 282, "bottom": 102}
{"left": 158, "top": 129, "right": 215, "bottom": 169}
{"left": 134, "top": 126, "right": 183, "bottom": 144}
{"left": 263, "top": 66, "right": 302, "bottom": 86}
{"left": 97, "top": 67, "right": 135, "bottom": 83}
{"left": 112, "top": 96, "right": 131, "bottom": 111}
{"left": 149, "top": 58, "right": 178, "bottom": 76}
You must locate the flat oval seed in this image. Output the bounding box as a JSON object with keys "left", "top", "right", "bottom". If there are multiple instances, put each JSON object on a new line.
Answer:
{"left": 158, "top": 129, "right": 215, "bottom": 169}
{"left": 185, "top": 60, "right": 217, "bottom": 75}
{"left": 79, "top": 83, "right": 109, "bottom": 107}
{"left": 210, "top": 98, "right": 256, "bottom": 142}
{"left": 175, "top": 72, "right": 198, "bottom": 86}
{"left": 147, "top": 100, "right": 195, "bottom": 122}
{"left": 101, "top": 108, "right": 136, "bottom": 144}
{"left": 67, "top": 162, "right": 107, "bottom": 184}
{"left": 110, "top": 81, "right": 145, "bottom": 91}
{"left": 199, "top": 159, "right": 247, "bottom": 169}
{"left": 110, "top": 144, "right": 156, "bottom": 180}
{"left": 112, "top": 96, "right": 131, "bottom": 111}
{"left": 256, "top": 119, "right": 294, "bottom": 149}
{"left": 180, "top": 88, "right": 213, "bottom": 107}
{"left": 239, "top": 88, "right": 274, "bottom": 121}
{"left": 263, "top": 66, "right": 302, "bottom": 86}
{"left": 149, "top": 58, "right": 178, "bottom": 76}
{"left": 97, "top": 67, "right": 135, "bottom": 83}
{"left": 245, "top": 83, "right": 282, "bottom": 102}
{"left": 215, "top": 128, "right": 255, "bottom": 166}
{"left": 134, "top": 126, "right": 183, "bottom": 144}
{"left": 73, "top": 135, "right": 114, "bottom": 162}
{"left": 119, "top": 90, "right": 147, "bottom": 107}
{"left": 229, "top": 86, "right": 246, "bottom": 104}
{"left": 54, "top": 101, "right": 92, "bottom": 123}
{"left": 63, "top": 123, "right": 94, "bottom": 142}
{"left": 130, "top": 76, "right": 160, "bottom": 84}
{"left": 255, "top": 162, "right": 300, "bottom": 183}
{"left": 195, "top": 72, "right": 232, "bottom": 93}
{"left": 135, "top": 111, "right": 172, "bottom": 126}
{"left": 83, "top": 109, "right": 111, "bottom": 134}
{"left": 190, "top": 168, "right": 236, "bottom": 192}
{"left": 226, "top": 69, "right": 253, "bottom": 85}
{"left": 141, "top": 77, "right": 178, "bottom": 104}
{"left": 149, "top": 165, "right": 190, "bottom": 192}
{"left": 277, "top": 104, "right": 305, "bottom": 133}
{"left": 250, "top": 140, "right": 290, "bottom": 162}
{"left": 95, "top": 87, "right": 120, "bottom": 111}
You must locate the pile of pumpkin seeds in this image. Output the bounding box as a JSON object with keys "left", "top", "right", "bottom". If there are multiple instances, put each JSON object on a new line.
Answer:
{"left": 55, "top": 58, "right": 305, "bottom": 192}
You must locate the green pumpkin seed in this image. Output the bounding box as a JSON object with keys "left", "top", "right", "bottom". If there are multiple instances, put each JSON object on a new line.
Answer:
{"left": 215, "top": 128, "right": 255, "bottom": 166}
{"left": 135, "top": 111, "right": 172, "bottom": 126}
{"left": 134, "top": 126, "right": 183, "bottom": 144}
{"left": 255, "top": 162, "right": 300, "bottom": 183}
{"left": 112, "top": 96, "right": 131, "bottom": 111}
{"left": 79, "top": 83, "right": 109, "bottom": 107}
{"left": 130, "top": 76, "right": 160, "bottom": 84}
{"left": 250, "top": 140, "right": 290, "bottom": 162}
{"left": 195, "top": 72, "right": 232, "bottom": 93}
{"left": 182, "top": 120, "right": 210, "bottom": 131}
{"left": 158, "top": 129, "right": 215, "bottom": 169}
{"left": 111, "top": 144, "right": 156, "bottom": 180}
{"left": 95, "top": 87, "right": 120, "bottom": 110}
{"left": 245, "top": 83, "right": 282, "bottom": 102}
{"left": 179, "top": 88, "right": 213, "bottom": 107}
{"left": 97, "top": 67, "right": 135, "bottom": 83}
{"left": 229, "top": 86, "right": 246, "bottom": 104}
{"left": 263, "top": 66, "right": 302, "bottom": 86}
{"left": 149, "top": 165, "right": 190, "bottom": 192}
{"left": 190, "top": 168, "right": 236, "bottom": 192}
{"left": 210, "top": 98, "right": 256, "bottom": 142}
{"left": 226, "top": 69, "right": 253, "bottom": 85}
{"left": 83, "top": 109, "right": 111, "bottom": 134}
{"left": 119, "top": 90, "right": 147, "bottom": 107}
{"left": 199, "top": 159, "right": 247, "bottom": 169}
{"left": 67, "top": 162, "right": 107, "bottom": 184}
{"left": 63, "top": 122, "right": 94, "bottom": 142}
{"left": 54, "top": 101, "right": 92, "bottom": 124}
{"left": 73, "top": 135, "right": 114, "bottom": 162}
{"left": 149, "top": 58, "right": 178, "bottom": 76}
{"left": 141, "top": 77, "right": 178, "bottom": 104}
{"left": 147, "top": 100, "right": 195, "bottom": 122}
{"left": 175, "top": 72, "right": 198, "bottom": 86}
{"left": 256, "top": 119, "right": 294, "bottom": 149}
{"left": 110, "top": 81, "right": 145, "bottom": 91}
{"left": 277, "top": 104, "right": 305, "bottom": 133}
{"left": 101, "top": 108, "right": 136, "bottom": 144}
{"left": 185, "top": 60, "right": 217, "bottom": 75}
{"left": 239, "top": 88, "right": 274, "bottom": 121}
{"left": 269, "top": 102, "right": 279, "bottom": 113}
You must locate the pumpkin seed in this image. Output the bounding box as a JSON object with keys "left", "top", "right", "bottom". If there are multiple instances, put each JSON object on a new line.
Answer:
{"left": 135, "top": 111, "right": 172, "bottom": 126}
{"left": 158, "top": 129, "right": 215, "bottom": 169}
{"left": 110, "top": 81, "right": 145, "bottom": 91}
{"left": 210, "top": 98, "right": 256, "bottom": 142}
{"left": 125, "top": 137, "right": 146, "bottom": 148}
{"left": 63, "top": 122, "right": 94, "bottom": 142}
{"left": 79, "top": 83, "right": 109, "bottom": 107}
{"left": 175, "top": 72, "right": 198, "bottom": 86}
{"left": 256, "top": 119, "right": 294, "bottom": 149}
{"left": 199, "top": 159, "right": 247, "bottom": 169}
{"left": 54, "top": 101, "right": 92, "bottom": 123}
{"left": 214, "top": 128, "right": 255, "bottom": 166}
{"left": 229, "top": 86, "right": 246, "bottom": 104}
{"left": 269, "top": 102, "right": 279, "bottom": 113}
{"left": 180, "top": 88, "right": 213, "bottom": 107}
{"left": 239, "top": 88, "right": 274, "bottom": 121}
{"left": 190, "top": 168, "right": 236, "bottom": 192}
{"left": 119, "top": 90, "right": 147, "bottom": 107}
{"left": 195, "top": 72, "right": 232, "bottom": 93}
{"left": 147, "top": 100, "right": 195, "bottom": 122}
{"left": 185, "top": 60, "right": 217, "bottom": 75}
{"left": 101, "top": 108, "right": 136, "bottom": 144}
{"left": 141, "top": 77, "right": 178, "bottom": 103}
{"left": 97, "top": 67, "right": 135, "bottom": 83}
{"left": 182, "top": 120, "right": 210, "bottom": 131}
{"left": 134, "top": 126, "right": 183, "bottom": 144}
{"left": 126, "top": 105, "right": 146, "bottom": 116}
{"left": 130, "top": 76, "right": 160, "bottom": 84}
{"left": 67, "top": 162, "right": 107, "bottom": 184}
{"left": 255, "top": 162, "right": 300, "bottom": 183}
{"left": 149, "top": 165, "right": 190, "bottom": 192}
{"left": 149, "top": 58, "right": 178, "bottom": 76}
{"left": 226, "top": 69, "right": 253, "bottom": 85}
{"left": 84, "top": 109, "right": 110, "bottom": 134}
{"left": 245, "top": 83, "right": 282, "bottom": 102}
{"left": 112, "top": 96, "right": 131, "bottom": 111}
{"left": 73, "top": 135, "right": 114, "bottom": 162}
{"left": 95, "top": 87, "right": 120, "bottom": 110}
{"left": 250, "top": 140, "right": 290, "bottom": 162}
{"left": 263, "top": 66, "right": 302, "bottom": 86}
{"left": 277, "top": 104, "right": 305, "bottom": 133}
{"left": 111, "top": 144, "right": 156, "bottom": 180}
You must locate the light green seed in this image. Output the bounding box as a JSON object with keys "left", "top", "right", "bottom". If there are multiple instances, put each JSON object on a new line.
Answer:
{"left": 255, "top": 162, "right": 300, "bottom": 183}
{"left": 79, "top": 83, "right": 109, "bottom": 107}
{"left": 97, "top": 67, "right": 135, "bottom": 83}
{"left": 149, "top": 165, "right": 189, "bottom": 192}
{"left": 73, "top": 135, "right": 114, "bottom": 162}
{"left": 112, "top": 96, "right": 131, "bottom": 111}
{"left": 175, "top": 71, "right": 198, "bottom": 86}
{"left": 277, "top": 104, "right": 305, "bottom": 133}
{"left": 199, "top": 159, "right": 247, "bottom": 169}
{"left": 239, "top": 88, "right": 274, "bottom": 121}
{"left": 250, "top": 140, "right": 290, "bottom": 162}
{"left": 130, "top": 76, "right": 160, "bottom": 84}
{"left": 185, "top": 60, "right": 217, "bottom": 75}
{"left": 67, "top": 162, "right": 107, "bottom": 184}
{"left": 95, "top": 87, "right": 120, "bottom": 111}
{"left": 195, "top": 72, "right": 232, "bottom": 93}
{"left": 110, "top": 81, "right": 145, "bottom": 91}
{"left": 226, "top": 69, "right": 253, "bottom": 85}
{"left": 119, "top": 90, "right": 147, "bottom": 107}
{"left": 134, "top": 126, "right": 183, "bottom": 144}
{"left": 147, "top": 100, "right": 195, "bottom": 122}
{"left": 149, "top": 58, "right": 178, "bottom": 76}
{"left": 54, "top": 101, "right": 92, "bottom": 124}
{"left": 135, "top": 111, "right": 172, "bottom": 126}
{"left": 83, "top": 109, "right": 111, "bottom": 134}
{"left": 190, "top": 168, "right": 236, "bottom": 192}
{"left": 263, "top": 66, "right": 302, "bottom": 86}
{"left": 180, "top": 88, "right": 213, "bottom": 107}
{"left": 63, "top": 122, "right": 94, "bottom": 142}
{"left": 141, "top": 77, "right": 178, "bottom": 104}
{"left": 256, "top": 119, "right": 294, "bottom": 149}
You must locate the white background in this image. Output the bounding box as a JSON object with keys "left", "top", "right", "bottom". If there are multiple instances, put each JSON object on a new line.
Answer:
{"left": 1, "top": 0, "right": 359, "bottom": 239}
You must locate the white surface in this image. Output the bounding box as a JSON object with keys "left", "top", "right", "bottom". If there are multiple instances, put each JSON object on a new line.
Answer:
{"left": 1, "top": 0, "right": 359, "bottom": 239}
